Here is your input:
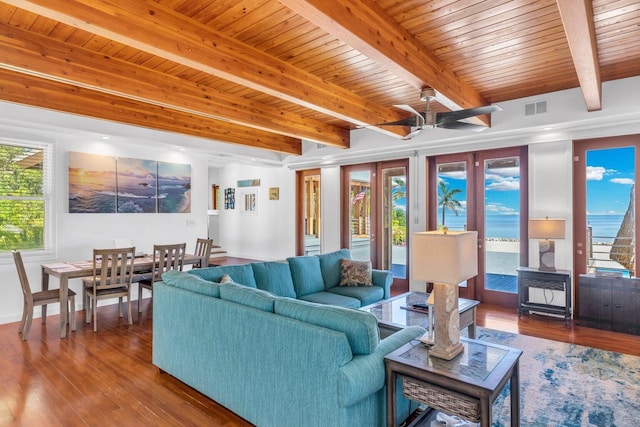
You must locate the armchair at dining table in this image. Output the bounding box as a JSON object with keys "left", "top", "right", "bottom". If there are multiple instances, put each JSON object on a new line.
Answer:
{"left": 136, "top": 243, "right": 186, "bottom": 314}
{"left": 83, "top": 246, "right": 136, "bottom": 332}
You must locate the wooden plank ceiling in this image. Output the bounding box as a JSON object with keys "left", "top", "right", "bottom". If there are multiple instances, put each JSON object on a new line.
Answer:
{"left": 0, "top": 0, "right": 639, "bottom": 155}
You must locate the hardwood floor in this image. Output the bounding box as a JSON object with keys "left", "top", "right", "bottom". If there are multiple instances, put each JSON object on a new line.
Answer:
{"left": 2, "top": 298, "right": 640, "bottom": 426}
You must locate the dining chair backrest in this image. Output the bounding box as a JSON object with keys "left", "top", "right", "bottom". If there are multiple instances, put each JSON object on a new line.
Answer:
{"left": 150, "top": 243, "right": 186, "bottom": 282}
{"left": 194, "top": 238, "right": 213, "bottom": 268}
{"left": 13, "top": 250, "right": 33, "bottom": 300}
{"left": 91, "top": 247, "right": 136, "bottom": 291}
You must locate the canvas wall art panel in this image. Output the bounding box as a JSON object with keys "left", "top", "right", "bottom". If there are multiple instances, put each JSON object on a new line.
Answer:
{"left": 68, "top": 152, "right": 117, "bottom": 213}
{"left": 116, "top": 157, "right": 157, "bottom": 213}
{"left": 157, "top": 161, "right": 191, "bottom": 213}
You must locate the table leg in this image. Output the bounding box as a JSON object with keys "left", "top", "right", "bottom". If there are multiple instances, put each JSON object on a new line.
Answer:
{"left": 480, "top": 396, "right": 490, "bottom": 426}
{"left": 511, "top": 360, "right": 520, "bottom": 426}
{"left": 469, "top": 307, "right": 476, "bottom": 339}
{"left": 41, "top": 267, "right": 49, "bottom": 323}
{"left": 385, "top": 366, "right": 396, "bottom": 427}
{"left": 59, "top": 276, "right": 69, "bottom": 339}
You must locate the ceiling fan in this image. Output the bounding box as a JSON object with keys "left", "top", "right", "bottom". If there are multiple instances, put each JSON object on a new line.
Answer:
{"left": 361, "top": 87, "right": 502, "bottom": 140}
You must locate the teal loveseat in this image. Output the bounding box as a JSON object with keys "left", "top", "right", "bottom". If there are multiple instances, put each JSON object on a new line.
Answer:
{"left": 153, "top": 270, "right": 425, "bottom": 427}
{"left": 187, "top": 248, "right": 392, "bottom": 307}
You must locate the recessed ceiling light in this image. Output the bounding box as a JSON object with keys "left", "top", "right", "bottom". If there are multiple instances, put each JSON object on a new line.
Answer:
{"left": 543, "top": 127, "right": 553, "bottom": 131}
{"left": 101, "top": 136, "right": 109, "bottom": 140}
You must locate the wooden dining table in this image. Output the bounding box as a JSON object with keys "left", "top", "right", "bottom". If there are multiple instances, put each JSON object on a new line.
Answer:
{"left": 41, "top": 253, "right": 208, "bottom": 338}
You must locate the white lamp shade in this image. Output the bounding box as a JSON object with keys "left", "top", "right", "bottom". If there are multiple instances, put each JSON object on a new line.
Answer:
{"left": 412, "top": 231, "right": 478, "bottom": 285}
{"left": 529, "top": 218, "right": 565, "bottom": 239}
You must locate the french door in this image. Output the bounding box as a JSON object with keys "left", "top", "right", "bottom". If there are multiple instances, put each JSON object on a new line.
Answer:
{"left": 341, "top": 159, "right": 409, "bottom": 292}
{"left": 573, "top": 136, "right": 639, "bottom": 315}
{"left": 429, "top": 147, "right": 527, "bottom": 306}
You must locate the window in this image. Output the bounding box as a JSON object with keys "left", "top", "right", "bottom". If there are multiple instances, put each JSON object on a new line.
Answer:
{"left": 0, "top": 140, "right": 52, "bottom": 254}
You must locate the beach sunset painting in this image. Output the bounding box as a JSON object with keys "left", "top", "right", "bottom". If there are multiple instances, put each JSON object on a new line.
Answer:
{"left": 68, "top": 152, "right": 117, "bottom": 213}
{"left": 157, "top": 161, "right": 191, "bottom": 213}
{"left": 117, "top": 157, "right": 157, "bottom": 213}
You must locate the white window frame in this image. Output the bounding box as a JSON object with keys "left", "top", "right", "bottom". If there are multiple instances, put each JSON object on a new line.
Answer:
{"left": 0, "top": 137, "right": 55, "bottom": 264}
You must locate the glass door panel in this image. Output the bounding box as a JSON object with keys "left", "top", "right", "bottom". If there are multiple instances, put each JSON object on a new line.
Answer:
{"left": 483, "top": 156, "right": 521, "bottom": 295}
{"left": 437, "top": 162, "right": 468, "bottom": 232}
{"left": 349, "top": 170, "right": 371, "bottom": 261}
{"left": 296, "top": 169, "right": 321, "bottom": 256}
{"left": 303, "top": 173, "right": 321, "bottom": 255}
{"left": 382, "top": 166, "right": 407, "bottom": 279}
{"left": 585, "top": 146, "right": 636, "bottom": 276}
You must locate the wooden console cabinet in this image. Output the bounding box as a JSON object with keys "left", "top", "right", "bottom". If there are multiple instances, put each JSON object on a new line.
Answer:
{"left": 578, "top": 274, "right": 640, "bottom": 334}
{"left": 517, "top": 267, "right": 572, "bottom": 324}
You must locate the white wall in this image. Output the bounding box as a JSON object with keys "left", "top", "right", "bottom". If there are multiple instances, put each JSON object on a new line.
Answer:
{"left": 216, "top": 163, "right": 296, "bottom": 261}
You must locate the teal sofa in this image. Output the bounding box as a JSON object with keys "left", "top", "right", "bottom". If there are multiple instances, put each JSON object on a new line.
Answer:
{"left": 153, "top": 270, "right": 425, "bottom": 427}
{"left": 187, "top": 248, "right": 392, "bottom": 308}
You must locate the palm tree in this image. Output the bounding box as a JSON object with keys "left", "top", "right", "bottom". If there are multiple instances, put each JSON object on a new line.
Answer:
{"left": 438, "top": 181, "right": 462, "bottom": 227}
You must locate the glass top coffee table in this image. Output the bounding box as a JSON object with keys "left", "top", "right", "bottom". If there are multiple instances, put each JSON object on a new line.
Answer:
{"left": 360, "top": 291, "right": 479, "bottom": 339}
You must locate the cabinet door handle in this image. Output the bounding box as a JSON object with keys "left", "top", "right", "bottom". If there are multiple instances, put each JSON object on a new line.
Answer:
{"left": 615, "top": 304, "right": 621, "bottom": 309}
{"left": 603, "top": 303, "right": 609, "bottom": 307}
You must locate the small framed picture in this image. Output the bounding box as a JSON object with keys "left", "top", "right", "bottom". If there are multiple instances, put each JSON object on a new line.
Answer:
{"left": 269, "top": 187, "right": 279, "bottom": 200}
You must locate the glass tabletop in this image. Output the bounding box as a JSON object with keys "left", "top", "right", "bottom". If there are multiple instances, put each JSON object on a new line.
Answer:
{"left": 397, "top": 339, "right": 510, "bottom": 382}
{"left": 361, "top": 292, "right": 478, "bottom": 329}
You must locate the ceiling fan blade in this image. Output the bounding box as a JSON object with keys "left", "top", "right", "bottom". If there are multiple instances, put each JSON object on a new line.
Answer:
{"left": 402, "top": 128, "right": 423, "bottom": 140}
{"left": 436, "top": 105, "right": 502, "bottom": 123}
{"left": 356, "top": 116, "right": 422, "bottom": 128}
{"left": 438, "top": 121, "right": 489, "bottom": 131}
{"left": 393, "top": 104, "right": 424, "bottom": 117}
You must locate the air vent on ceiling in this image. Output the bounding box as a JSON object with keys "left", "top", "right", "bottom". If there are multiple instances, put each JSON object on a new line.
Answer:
{"left": 525, "top": 100, "right": 547, "bottom": 116}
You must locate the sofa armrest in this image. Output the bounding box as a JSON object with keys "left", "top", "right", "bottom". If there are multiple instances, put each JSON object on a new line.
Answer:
{"left": 337, "top": 326, "right": 425, "bottom": 407}
{"left": 371, "top": 269, "right": 393, "bottom": 299}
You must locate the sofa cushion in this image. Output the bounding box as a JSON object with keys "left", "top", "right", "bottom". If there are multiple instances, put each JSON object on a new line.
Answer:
{"left": 274, "top": 298, "right": 379, "bottom": 355}
{"left": 219, "top": 283, "right": 277, "bottom": 312}
{"left": 316, "top": 248, "right": 351, "bottom": 289}
{"left": 161, "top": 270, "right": 222, "bottom": 297}
{"left": 297, "top": 291, "right": 361, "bottom": 308}
{"left": 251, "top": 261, "right": 297, "bottom": 298}
{"left": 339, "top": 259, "right": 373, "bottom": 287}
{"left": 327, "top": 285, "right": 384, "bottom": 307}
{"left": 188, "top": 264, "right": 257, "bottom": 288}
{"left": 287, "top": 256, "right": 325, "bottom": 297}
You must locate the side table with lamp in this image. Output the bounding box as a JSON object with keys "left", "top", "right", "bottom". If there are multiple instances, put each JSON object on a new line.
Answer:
{"left": 384, "top": 229, "right": 522, "bottom": 426}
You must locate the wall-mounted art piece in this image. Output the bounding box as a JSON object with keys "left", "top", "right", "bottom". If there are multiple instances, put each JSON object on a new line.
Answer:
{"left": 240, "top": 189, "right": 258, "bottom": 215}
{"left": 269, "top": 187, "right": 279, "bottom": 200}
{"left": 116, "top": 157, "right": 157, "bottom": 213}
{"left": 157, "top": 161, "right": 192, "bottom": 213}
{"left": 237, "top": 179, "right": 261, "bottom": 187}
{"left": 224, "top": 188, "right": 235, "bottom": 209}
{"left": 68, "top": 152, "right": 117, "bottom": 213}
{"left": 68, "top": 151, "right": 191, "bottom": 213}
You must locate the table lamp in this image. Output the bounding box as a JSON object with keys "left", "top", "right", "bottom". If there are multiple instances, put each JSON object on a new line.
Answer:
{"left": 528, "top": 217, "right": 565, "bottom": 271}
{"left": 412, "top": 230, "right": 478, "bottom": 360}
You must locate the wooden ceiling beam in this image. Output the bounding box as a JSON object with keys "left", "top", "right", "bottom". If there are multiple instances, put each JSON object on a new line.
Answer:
{"left": 280, "top": 0, "right": 492, "bottom": 126}
{"left": 556, "top": 0, "right": 602, "bottom": 111}
{"left": 0, "top": 68, "right": 302, "bottom": 154}
{"left": 0, "top": 23, "right": 348, "bottom": 148}
{"left": 7, "top": 0, "right": 408, "bottom": 138}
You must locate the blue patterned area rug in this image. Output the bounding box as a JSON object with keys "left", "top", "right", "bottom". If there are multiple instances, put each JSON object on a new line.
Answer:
{"left": 473, "top": 327, "right": 640, "bottom": 426}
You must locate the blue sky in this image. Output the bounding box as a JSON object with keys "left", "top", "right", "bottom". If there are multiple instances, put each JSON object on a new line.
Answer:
{"left": 438, "top": 161, "right": 521, "bottom": 218}
{"left": 587, "top": 146, "right": 635, "bottom": 215}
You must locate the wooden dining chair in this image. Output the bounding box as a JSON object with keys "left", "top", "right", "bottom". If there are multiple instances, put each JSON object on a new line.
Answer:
{"left": 13, "top": 250, "right": 76, "bottom": 341}
{"left": 83, "top": 246, "right": 136, "bottom": 332}
{"left": 137, "top": 243, "right": 186, "bottom": 313}
{"left": 193, "top": 238, "right": 213, "bottom": 268}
